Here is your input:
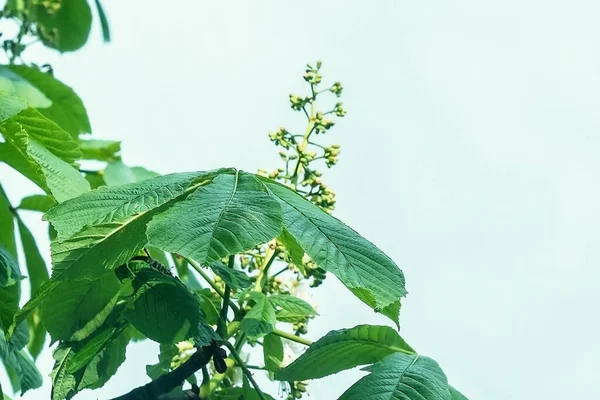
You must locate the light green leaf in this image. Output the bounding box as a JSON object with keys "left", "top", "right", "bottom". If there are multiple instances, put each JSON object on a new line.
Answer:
{"left": 261, "top": 178, "right": 406, "bottom": 325}
{"left": 4, "top": 65, "right": 91, "bottom": 137}
{"left": 240, "top": 292, "right": 276, "bottom": 340}
{"left": 263, "top": 333, "right": 283, "bottom": 373}
{"left": 339, "top": 353, "right": 451, "bottom": 400}
{"left": 31, "top": 0, "right": 92, "bottom": 52}
{"left": 209, "top": 261, "right": 252, "bottom": 291}
{"left": 275, "top": 325, "right": 414, "bottom": 381}
{"left": 40, "top": 272, "right": 121, "bottom": 341}
{"left": 267, "top": 295, "right": 317, "bottom": 323}
{"left": 103, "top": 160, "right": 158, "bottom": 186}
{"left": 278, "top": 227, "right": 306, "bottom": 273}
{"left": 79, "top": 139, "right": 120, "bottom": 161}
{"left": 196, "top": 289, "right": 220, "bottom": 325}
{"left": 50, "top": 345, "right": 77, "bottom": 400}
{"left": 124, "top": 268, "right": 201, "bottom": 344}
{"left": 449, "top": 386, "right": 469, "bottom": 399}
{"left": 44, "top": 170, "right": 219, "bottom": 239}
{"left": 147, "top": 171, "right": 283, "bottom": 265}
{"left": 17, "top": 194, "right": 56, "bottom": 213}
{"left": 0, "top": 104, "right": 89, "bottom": 202}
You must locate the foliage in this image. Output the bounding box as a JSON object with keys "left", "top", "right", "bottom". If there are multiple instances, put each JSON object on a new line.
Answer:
{"left": 0, "top": 2, "right": 468, "bottom": 400}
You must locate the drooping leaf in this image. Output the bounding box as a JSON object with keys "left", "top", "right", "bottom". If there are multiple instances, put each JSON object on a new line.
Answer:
{"left": 267, "top": 295, "right": 317, "bottom": 323}
{"left": 209, "top": 261, "right": 252, "bottom": 291}
{"left": 0, "top": 247, "right": 20, "bottom": 334}
{"left": 40, "top": 272, "right": 121, "bottom": 341}
{"left": 147, "top": 171, "right": 283, "bottom": 265}
{"left": 278, "top": 227, "right": 306, "bottom": 273}
{"left": 145, "top": 343, "right": 178, "bottom": 380}
{"left": 44, "top": 170, "right": 220, "bottom": 239}
{"left": 0, "top": 246, "right": 20, "bottom": 289}
{"left": 275, "top": 325, "right": 414, "bottom": 381}
{"left": 240, "top": 292, "right": 276, "bottom": 340}
{"left": 339, "top": 353, "right": 451, "bottom": 400}
{"left": 31, "top": 0, "right": 93, "bottom": 52}
{"left": 449, "top": 386, "right": 469, "bottom": 399}
{"left": 79, "top": 139, "right": 121, "bottom": 161}
{"left": 261, "top": 178, "right": 406, "bottom": 325}
{"left": 93, "top": 0, "right": 111, "bottom": 42}
{"left": 0, "top": 101, "right": 89, "bottom": 202}
{"left": 103, "top": 160, "right": 158, "bottom": 186}
{"left": 17, "top": 194, "right": 56, "bottom": 213}
{"left": 263, "top": 333, "right": 284, "bottom": 373}
{"left": 3, "top": 65, "right": 91, "bottom": 137}
{"left": 124, "top": 268, "right": 202, "bottom": 344}
{"left": 0, "top": 331, "right": 42, "bottom": 395}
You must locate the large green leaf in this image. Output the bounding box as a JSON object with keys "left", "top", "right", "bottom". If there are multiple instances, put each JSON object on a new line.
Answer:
{"left": 240, "top": 292, "right": 276, "bottom": 340}
{"left": 267, "top": 295, "right": 317, "bottom": 323}
{"left": 275, "top": 325, "right": 414, "bottom": 381}
{"left": 31, "top": 0, "right": 93, "bottom": 52}
{"left": 0, "top": 99, "right": 89, "bottom": 202}
{"left": 339, "top": 353, "right": 451, "bottom": 400}
{"left": 147, "top": 171, "right": 283, "bottom": 265}
{"left": 40, "top": 272, "right": 120, "bottom": 341}
{"left": 261, "top": 178, "right": 406, "bottom": 325}
{"left": 44, "top": 170, "right": 220, "bottom": 239}
{"left": 2, "top": 65, "right": 91, "bottom": 137}
{"left": 103, "top": 161, "right": 158, "bottom": 186}
{"left": 124, "top": 268, "right": 202, "bottom": 344}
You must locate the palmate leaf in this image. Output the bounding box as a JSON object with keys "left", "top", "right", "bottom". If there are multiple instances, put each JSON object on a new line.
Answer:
{"left": 147, "top": 171, "right": 283, "bottom": 265}
{"left": 339, "top": 353, "right": 451, "bottom": 400}
{"left": 275, "top": 325, "right": 414, "bottom": 382}
{"left": 260, "top": 178, "right": 406, "bottom": 325}
{"left": 1, "top": 65, "right": 91, "bottom": 137}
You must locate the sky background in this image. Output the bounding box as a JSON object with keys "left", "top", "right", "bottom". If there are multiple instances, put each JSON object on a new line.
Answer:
{"left": 2, "top": 0, "right": 600, "bottom": 398}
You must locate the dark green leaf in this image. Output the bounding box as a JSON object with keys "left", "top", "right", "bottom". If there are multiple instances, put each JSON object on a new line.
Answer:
{"left": 16, "top": 216, "right": 49, "bottom": 293}
{"left": 240, "top": 292, "right": 276, "bottom": 340}
{"left": 93, "top": 0, "right": 111, "bottom": 42}
{"left": 31, "top": 0, "right": 93, "bottom": 52}
{"left": 146, "top": 343, "right": 178, "bottom": 380}
{"left": 339, "top": 353, "right": 451, "bottom": 400}
{"left": 196, "top": 289, "right": 220, "bottom": 325}
{"left": 242, "top": 376, "right": 276, "bottom": 400}
{"left": 0, "top": 184, "right": 17, "bottom": 258}
{"left": 209, "top": 261, "right": 252, "bottom": 291}
{"left": 79, "top": 139, "right": 120, "bottom": 161}
{"left": 267, "top": 295, "right": 317, "bottom": 323}
{"left": 0, "top": 246, "right": 20, "bottom": 334}
{"left": 17, "top": 194, "right": 56, "bottom": 213}
{"left": 125, "top": 268, "right": 202, "bottom": 344}
{"left": 147, "top": 171, "right": 282, "bottom": 265}
{"left": 275, "top": 325, "right": 414, "bottom": 381}
{"left": 261, "top": 178, "right": 406, "bottom": 326}
{"left": 263, "top": 333, "right": 283, "bottom": 373}
{"left": 3, "top": 65, "right": 91, "bottom": 137}
{"left": 0, "top": 331, "right": 42, "bottom": 395}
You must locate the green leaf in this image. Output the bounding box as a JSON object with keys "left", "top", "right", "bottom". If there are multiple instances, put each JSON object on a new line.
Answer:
{"left": 124, "top": 268, "right": 202, "bottom": 344}
{"left": 275, "top": 325, "right": 414, "bottom": 381}
{"left": 173, "top": 256, "right": 202, "bottom": 289}
{"left": 263, "top": 333, "right": 283, "bottom": 373}
{"left": 267, "top": 295, "right": 317, "bottom": 323}
{"left": 44, "top": 170, "right": 217, "bottom": 239}
{"left": 0, "top": 185, "right": 17, "bottom": 258}
{"left": 147, "top": 171, "right": 282, "bottom": 265}
{"left": 31, "top": 0, "right": 93, "bottom": 52}
{"left": 50, "top": 345, "right": 78, "bottom": 400}
{"left": 0, "top": 246, "right": 20, "bottom": 288}
{"left": 145, "top": 343, "right": 178, "bottom": 380}
{"left": 93, "top": 0, "right": 111, "bottom": 42}
{"left": 66, "top": 322, "right": 126, "bottom": 374}
{"left": 40, "top": 272, "right": 121, "bottom": 341}
{"left": 0, "top": 331, "right": 42, "bottom": 395}
{"left": 209, "top": 261, "right": 252, "bottom": 291}
{"left": 339, "top": 353, "right": 451, "bottom": 400}
{"left": 79, "top": 139, "right": 121, "bottom": 161}
{"left": 240, "top": 292, "right": 276, "bottom": 340}
{"left": 103, "top": 160, "right": 158, "bottom": 186}
{"left": 17, "top": 194, "right": 56, "bottom": 213}
{"left": 278, "top": 227, "right": 305, "bottom": 273}
{"left": 261, "top": 178, "right": 406, "bottom": 325}
{"left": 0, "top": 247, "right": 20, "bottom": 334}
{"left": 0, "top": 103, "right": 90, "bottom": 202}
{"left": 3, "top": 65, "right": 91, "bottom": 137}
{"left": 449, "top": 386, "right": 469, "bottom": 399}
{"left": 243, "top": 376, "right": 276, "bottom": 400}
{"left": 196, "top": 289, "right": 220, "bottom": 325}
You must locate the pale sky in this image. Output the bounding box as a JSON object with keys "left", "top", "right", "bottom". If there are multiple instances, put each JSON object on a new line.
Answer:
{"left": 2, "top": 0, "right": 600, "bottom": 398}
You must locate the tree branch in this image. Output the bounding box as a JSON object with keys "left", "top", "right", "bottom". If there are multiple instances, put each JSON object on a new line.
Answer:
{"left": 110, "top": 347, "right": 214, "bottom": 400}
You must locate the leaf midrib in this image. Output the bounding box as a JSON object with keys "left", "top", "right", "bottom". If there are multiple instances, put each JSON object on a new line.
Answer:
{"left": 204, "top": 169, "right": 239, "bottom": 261}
